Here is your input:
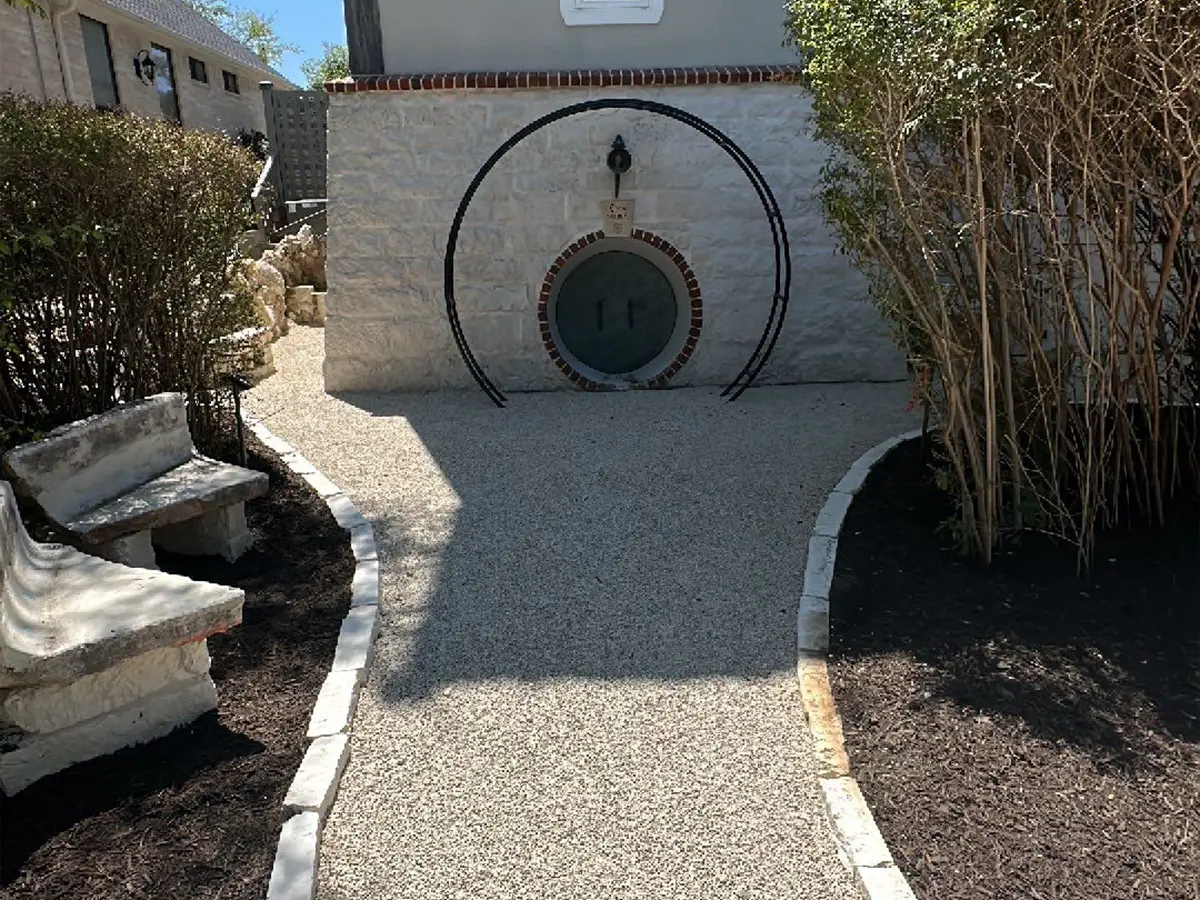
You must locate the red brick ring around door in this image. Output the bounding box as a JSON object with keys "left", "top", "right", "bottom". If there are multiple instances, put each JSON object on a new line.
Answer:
{"left": 537, "top": 229, "right": 703, "bottom": 390}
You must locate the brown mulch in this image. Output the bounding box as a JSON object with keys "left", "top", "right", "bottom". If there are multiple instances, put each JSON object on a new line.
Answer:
{"left": 0, "top": 434, "right": 354, "bottom": 900}
{"left": 829, "top": 437, "right": 1200, "bottom": 900}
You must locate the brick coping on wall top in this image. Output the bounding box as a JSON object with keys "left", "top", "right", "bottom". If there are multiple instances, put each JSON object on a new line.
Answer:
{"left": 325, "top": 64, "right": 804, "bottom": 93}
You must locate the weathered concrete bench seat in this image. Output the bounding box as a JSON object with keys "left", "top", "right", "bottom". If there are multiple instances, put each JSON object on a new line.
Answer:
{"left": 65, "top": 455, "right": 266, "bottom": 546}
{"left": 0, "top": 481, "right": 244, "bottom": 795}
{"left": 2, "top": 393, "right": 268, "bottom": 569}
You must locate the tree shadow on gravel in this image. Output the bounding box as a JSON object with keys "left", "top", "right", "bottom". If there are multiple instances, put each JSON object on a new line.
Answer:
{"left": 331, "top": 385, "right": 914, "bottom": 701}
{"left": 830, "top": 437, "right": 1200, "bottom": 769}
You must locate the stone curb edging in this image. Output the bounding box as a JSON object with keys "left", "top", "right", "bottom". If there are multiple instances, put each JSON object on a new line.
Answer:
{"left": 242, "top": 413, "right": 381, "bottom": 900}
{"left": 799, "top": 431, "right": 923, "bottom": 900}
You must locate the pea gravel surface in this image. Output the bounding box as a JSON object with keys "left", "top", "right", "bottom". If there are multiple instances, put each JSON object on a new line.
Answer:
{"left": 246, "top": 326, "right": 913, "bottom": 900}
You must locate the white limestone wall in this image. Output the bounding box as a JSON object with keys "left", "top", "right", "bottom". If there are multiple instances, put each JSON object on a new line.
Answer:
{"left": 325, "top": 84, "right": 906, "bottom": 393}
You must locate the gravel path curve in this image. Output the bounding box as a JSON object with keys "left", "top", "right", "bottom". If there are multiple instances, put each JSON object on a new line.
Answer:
{"left": 246, "top": 326, "right": 913, "bottom": 900}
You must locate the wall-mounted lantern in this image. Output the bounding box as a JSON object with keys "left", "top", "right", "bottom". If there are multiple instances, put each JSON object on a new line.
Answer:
{"left": 133, "top": 50, "right": 156, "bottom": 85}
{"left": 607, "top": 135, "right": 632, "bottom": 198}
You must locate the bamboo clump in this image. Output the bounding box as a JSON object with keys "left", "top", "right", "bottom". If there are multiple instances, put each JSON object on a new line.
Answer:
{"left": 841, "top": 0, "right": 1200, "bottom": 563}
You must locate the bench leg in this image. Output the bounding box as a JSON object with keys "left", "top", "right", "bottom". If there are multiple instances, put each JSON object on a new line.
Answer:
{"left": 0, "top": 642, "right": 217, "bottom": 795}
{"left": 93, "top": 531, "right": 158, "bottom": 570}
{"left": 153, "top": 503, "right": 254, "bottom": 563}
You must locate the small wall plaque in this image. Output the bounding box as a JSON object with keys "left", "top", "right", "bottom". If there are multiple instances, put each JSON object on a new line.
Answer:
{"left": 603, "top": 200, "right": 635, "bottom": 238}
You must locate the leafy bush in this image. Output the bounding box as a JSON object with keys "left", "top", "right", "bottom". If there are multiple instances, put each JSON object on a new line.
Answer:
{"left": 235, "top": 127, "right": 269, "bottom": 162}
{"left": 0, "top": 94, "right": 259, "bottom": 452}
{"left": 788, "top": 0, "right": 1200, "bottom": 563}
{"left": 301, "top": 43, "right": 350, "bottom": 89}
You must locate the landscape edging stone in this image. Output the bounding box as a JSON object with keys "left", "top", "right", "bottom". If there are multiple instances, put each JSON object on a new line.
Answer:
{"left": 244, "top": 413, "right": 381, "bottom": 900}
{"left": 799, "top": 431, "right": 922, "bottom": 900}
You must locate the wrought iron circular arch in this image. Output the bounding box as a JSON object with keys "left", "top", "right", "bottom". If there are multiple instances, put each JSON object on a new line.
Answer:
{"left": 444, "top": 97, "right": 792, "bottom": 408}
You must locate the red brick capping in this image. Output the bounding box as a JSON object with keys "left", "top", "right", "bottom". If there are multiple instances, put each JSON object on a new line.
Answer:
{"left": 537, "top": 230, "right": 703, "bottom": 392}
{"left": 326, "top": 64, "right": 804, "bottom": 93}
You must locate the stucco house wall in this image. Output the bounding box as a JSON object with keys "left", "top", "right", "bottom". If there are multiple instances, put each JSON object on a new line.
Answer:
{"left": 0, "top": 0, "right": 295, "bottom": 134}
{"left": 376, "top": 0, "right": 797, "bottom": 74}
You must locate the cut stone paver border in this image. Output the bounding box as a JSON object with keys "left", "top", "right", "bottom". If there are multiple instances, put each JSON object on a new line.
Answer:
{"left": 798, "top": 430, "right": 923, "bottom": 900}
{"left": 243, "top": 412, "right": 381, "bottom": 900}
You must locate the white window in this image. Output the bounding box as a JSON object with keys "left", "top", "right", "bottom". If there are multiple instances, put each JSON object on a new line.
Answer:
{"left": 560, "top": 0, "right": 664, "bottom": 26}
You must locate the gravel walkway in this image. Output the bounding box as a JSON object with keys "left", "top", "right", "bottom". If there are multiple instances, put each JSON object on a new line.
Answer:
{"left": 246, "top": 326, "right": 913, "bottom": 900}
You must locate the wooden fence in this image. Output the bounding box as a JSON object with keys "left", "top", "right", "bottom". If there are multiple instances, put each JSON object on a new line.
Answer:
{"left": 258, "top": 82, "right": 328, "bottom": 226}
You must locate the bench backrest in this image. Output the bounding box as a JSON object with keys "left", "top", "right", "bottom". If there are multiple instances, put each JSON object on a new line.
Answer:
{"left": 2, "top": 394, "right": 195, "bottom": 523}
{"left": 0, "top": 475, "right": 110, "bottom": 682}
{"left": 0, "top": 480, "right": 18, "bottom": 584}
{"left": 0, "top": 479, "right": 41, "bottom": 675}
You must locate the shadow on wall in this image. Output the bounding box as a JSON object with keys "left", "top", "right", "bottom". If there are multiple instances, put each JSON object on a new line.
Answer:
{"left": 328, "top": 384, "right": 914, "bottom": 701}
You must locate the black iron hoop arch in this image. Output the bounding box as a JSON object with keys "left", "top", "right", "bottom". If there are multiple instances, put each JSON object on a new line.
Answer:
{"left": 444, "top": 97, "right": 792, "bottom": 408}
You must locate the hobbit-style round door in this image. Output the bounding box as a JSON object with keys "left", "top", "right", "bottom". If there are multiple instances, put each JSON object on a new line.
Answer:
{"left": 553, "top": 250, "right": 679, "bottom": 376}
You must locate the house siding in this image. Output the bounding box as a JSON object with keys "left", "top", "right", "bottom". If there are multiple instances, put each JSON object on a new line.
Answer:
{"left": 0, "top": 4, "right": 65, "bottom": 101}
{"left": 375, "top": 0, "right": 798, "bottom": 75}
{"left": 58, "top": 11, "right": 93, "bottom": 107}
{"left": 0, "top": 0, "right": 288, "bottom": 135}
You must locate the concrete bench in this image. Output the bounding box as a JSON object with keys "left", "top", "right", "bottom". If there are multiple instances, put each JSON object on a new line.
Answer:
{"left": 0, "top": 481, "right": 244, "bottom": 794}
{"left": 2, "top": 393, "right": 268, "bottom": 569}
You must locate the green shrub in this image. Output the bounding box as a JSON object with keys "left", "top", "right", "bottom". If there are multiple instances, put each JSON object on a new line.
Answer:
{"left": 0, "top": 95, "right": 259, "bottom": 453}
{"left": 788, "top": 0, "right": 1200, "bottom": 563}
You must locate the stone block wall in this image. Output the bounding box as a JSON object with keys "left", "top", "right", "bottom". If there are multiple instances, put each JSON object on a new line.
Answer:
{"left": 325, "top": 78, "right": 906, "bottom": 393}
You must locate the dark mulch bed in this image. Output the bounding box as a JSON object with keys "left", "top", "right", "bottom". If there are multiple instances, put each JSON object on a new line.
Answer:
{"left": 0, "top": 435, "right": 354, "bottom": 900}
{"left": 829, "top": 437, "right": 1200, "bottom": 900}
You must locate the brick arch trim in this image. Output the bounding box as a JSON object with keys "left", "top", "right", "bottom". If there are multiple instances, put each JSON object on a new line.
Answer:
{"left": 536, "top": 230, "right": 703, "bottom": 390}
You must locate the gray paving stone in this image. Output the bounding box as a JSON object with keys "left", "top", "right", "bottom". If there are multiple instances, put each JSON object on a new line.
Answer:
{"left": 349, "top": 523, "right": 378, "bottom": 562}
{"left": 325, "top": 494, "right": 368, "bottom": 531}
{"left": 798, "top": 594, "right": 831, "bottom": 655}
{"left": 266, "top": 812, "right": 320, "bottom": 900}
{"left": 813, "top": 490, "right": 854, "bottom": 538}
{"left": 857, "top": 865, "right": 920, "bottom": 900}
{"left": 835, "top": 432, "right": 922, "bottom": 495}
{"left": 331, "top": 606, "right": 380, "bottom": 682}
{"left": 834, "top": 460, "right": 875, "bottom": 496}
{"left": 252, "top": 427, "right": 295, "bottom": 457}
{"left": 301, "top": 470, "right": 343, "bottom": 499}
{"left": 283, "top": 453, "right": 318, "bottom": 476}
{"left": 350, "top": 559, "right": 381, "bottom": 607}
{"left": 804, "top": 535, "right": 839, "bottom": 602}
{"left": 284, "top": 734, "right": 351, "bottom": 818}
{"left": 821, "top": 777, "right": 894, "bottom": 869}
{"left": 306, "top": 670, "right": 361, "bottom": 738}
